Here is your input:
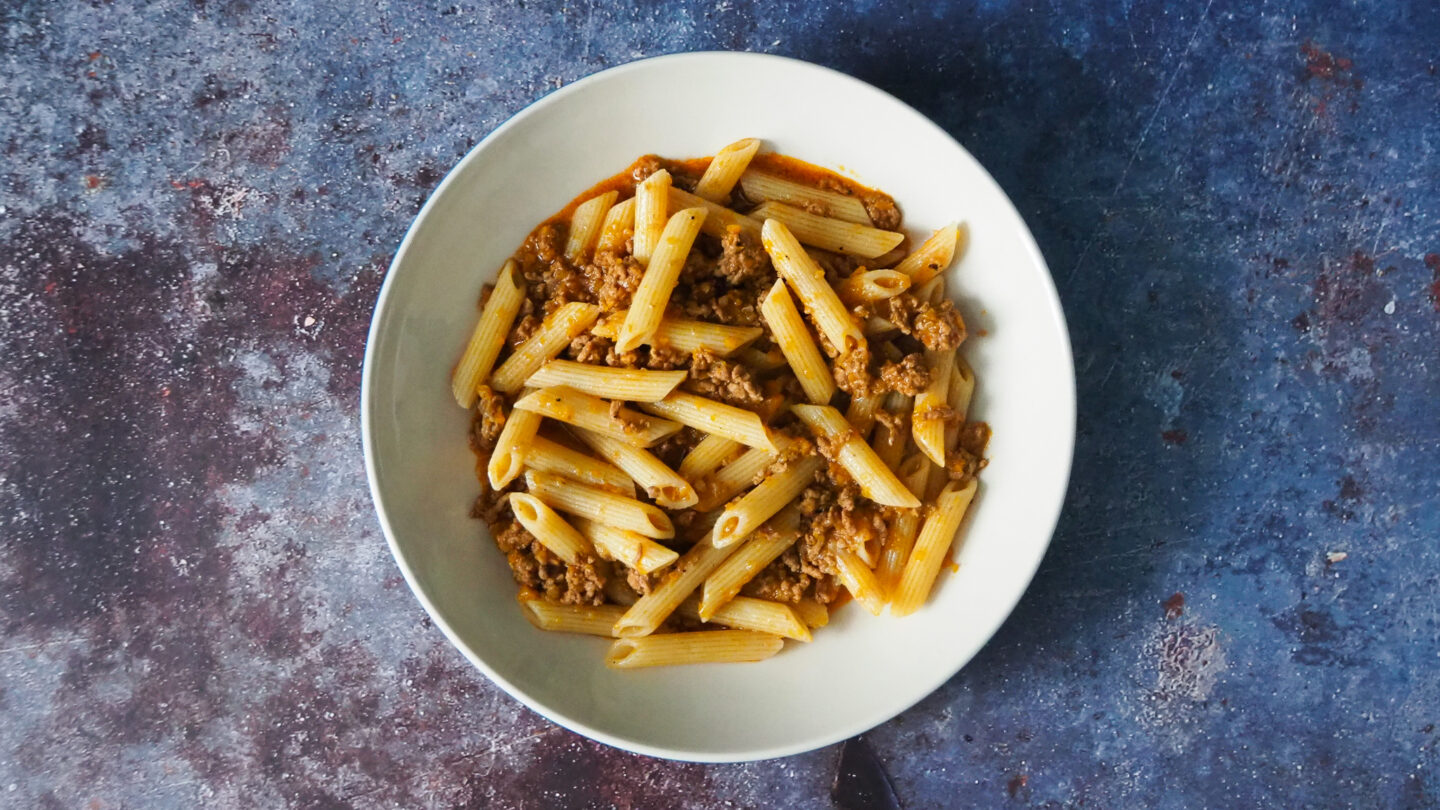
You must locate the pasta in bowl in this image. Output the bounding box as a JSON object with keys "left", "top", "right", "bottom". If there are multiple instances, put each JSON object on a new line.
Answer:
{"left": 362, "top": 52, "right": 1074, "bottom": 761}
{"left": 453, "top": 145, "right": 988, "bottom": 666}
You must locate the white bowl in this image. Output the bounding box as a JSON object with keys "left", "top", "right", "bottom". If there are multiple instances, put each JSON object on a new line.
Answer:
{"left": 362, "top": 51, "right": 1075, "bottom": 762}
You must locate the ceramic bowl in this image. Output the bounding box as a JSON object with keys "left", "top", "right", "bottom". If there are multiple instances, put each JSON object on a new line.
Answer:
{"left": 362, "top": 51, "right": 1074, "bottom": 762}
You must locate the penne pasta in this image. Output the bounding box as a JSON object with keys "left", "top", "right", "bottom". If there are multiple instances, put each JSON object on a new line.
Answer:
{"left": 605, "top": 630, "right": 784, "bottom": 668}
{"left": 679, "top": 594, "right": 810, "bottom": 642}
{"left": 639, "top": 392, "right": 775, "bottom": 451}
{"left": 693, "top": 137, "right": 761, "bottom": 202}
{"left": 668, "top": 186, "right": 762, "bottom": 238}
{"left": 876, "top": 453, "right": 932, "bottom": 597}
{"left": 836, "top": 269, "right": 912, "bottom": 305}
{"left": 912, "top": 348, "right": 955, "bottom": 466}
{"left": 572, "top": 517, "right": 679, "bottom": 575}
{"left": 488, "top": 395, "right": 543, "bottom": 489}
{"left": 572, "top": 427, "right": 698, "bottom": 509}
{"left": 950, "top": 354, "right": 976, "bottom": 423}
{"left": 915, "top": 274, "right": 946, "bottom": 306}
{"left": 596, "top": 196, "right": 636, "bottom": 253}
{"left": 750, "top": 201, "right": 904, "bottom": 259}
{"left": 564, "top": 190, "right": 618, "bottom": 263}
{"left": 890, "top": 478, "right": 978, "bottom": 616}
{"left": 892, "top": 222, "right": 963, "bottom": 286}
{"left": 835, "top": 549, "right": 886, "bottom": 616}
{"left": 451, "top": 260, "right": 525, "bottom": 408}
{"left": 699, "top": 506, "right": 801, "bottom": 619}
{"left": 525, "top": 359, "right": 686, "bottom": 402}
{"left": 844, "top": 392, "right": 883, "bottom": 440}
{"left": 513, "top": 385, "right": 682, "bottom": 447}
{"left": 678, "top": 434, "right": 743, "bottom": 482}
{"left": 524, "top": 435, "right": 635, "bottom": 495}
{"left": 791, "top": 598, "right": 830, "bottom": 629}
{"left": 762, "top": 218, "right": 866, "bottom": 356}
{"left": 735, "top": 344, "right": 787, "bottom": 372}
{"left": 525, "top": 470, "right": 675, "bottom": 539}
{"left": 520, "top": 596, "right": 627, "bottom": 637}
{"left": 792, "top": 404, "right": 920, "bottom": 508}
{"left": 617, "top": 207, "right": 708, "bottom": 352}
{"left": 489, "top": 302, "right": 600, "bottom": 394}
{"left": 711, "top": 454, "right": 824, "bottom": 548}
{"left": 872, "top": 390, "right": 914, "bottom": 472}
{"left": 738, "top": 169, "right": 872, "bottom": 225}
{"left": 694, "top": 444, "right": 779, "bottom": 512}
{"left": 592, "top": 311, "right": 764, "bottom": 357}
{"left": 632, "top": 169, "right": 670, "bottom": 264}
{"left": 614, "top": 537, "right": 739, "bottom": 637}
{"left": 508, "top": 492, "right": 592, "bottom": 564}
{"left": 760, "top": 280, "right": 835, "bottom": 405}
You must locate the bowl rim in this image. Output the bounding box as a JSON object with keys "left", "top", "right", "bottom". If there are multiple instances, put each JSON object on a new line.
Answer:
{"left": 361, "top": 49, "right": 1076, "bottom": 762}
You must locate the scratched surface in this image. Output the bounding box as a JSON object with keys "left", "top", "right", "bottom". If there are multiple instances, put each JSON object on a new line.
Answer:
{"left": 2, "top": 1, "right": 1438, "bottom": 807}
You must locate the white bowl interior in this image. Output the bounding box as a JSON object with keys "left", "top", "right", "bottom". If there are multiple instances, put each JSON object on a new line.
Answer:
{"left": 363, "top": 52, "right": 1074, "bottom": 762}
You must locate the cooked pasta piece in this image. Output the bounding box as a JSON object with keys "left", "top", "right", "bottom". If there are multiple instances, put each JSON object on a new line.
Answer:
{"left": 750, "top": 201, "right": 904, "bottom": 259}
{"left": 617, "top": 207, "right": 707, "bottom": 352}
{"left": 632, "top": 168, "right": 670, "bottom": 264}
{"left": 875, "top": 453, "right": 931, "bottom": 596}
{"left": 564, "top": 190, "right": 618, "bottom": 263}
{"left": 613, "top": 538, "right": 738, "bottom": 637}
{"left": 451, "top": 260, "right": 525, "bottom": 408}
{"left": 513, "top": 386, "right": 682, "bottom": 447}
{"left": 762, "top": 218, "right": 866, "bottom": 355}
{"left": 520, "top": 597, "right": 626, "bottom": 637}
{"left": 792, "top": 404, "right": 920, "bottom": 508}
{"left": 835, "top": 549, "right": 886, "bottom": 616}
{"left": 836, "top": 269, "right": 912, "bottom": 305}
{"left": 699, "top": 506, "right": 800, "bottom": 619}
{"left": 890, "top": 478, "right": 978, "bottom": 616}
{"left": 639, "top": 392, "right": 774, "bottom": 451}
{"left": 711, "top": 454, "right": 824, "bottom": 548}
{"left": 950, "top": 354, "right": 976, "bottom": 422}
{"left": 667, "top": 186, "right": 762, "bottom": 238}
{"left": 872, "top": 391, "right": 914, "bottom": 471}
{"left": 508, "top": 492, "right": 592, "bottom": 564}
{"left": 571, "top": 517, "right": 679, "bottom": 575}
{"left": 592, "top": 311, "right": 763, "bottom": 357}
{"left": 693, "top": 137, "right": 761, "bottom": 202}
{"left": 605, "top": 630, "right": 784, "bottom": 668}
{"left": 677, "top": 434, "right": 743, "bottom": 482}
{"left": 693, "top": 444, "right": 779, "bottom": 511}
{"left": 791, "top": 598, "right": 830, "bottom": 629}
{"left": 525, "top": 470, "right": 675, "bottom": 539}
{"left": 738, "top": 169, "right": 872, "bottom": 224}
{"left": 596, "top": 196, "right": 636, "bottom": 253}
{"left": 844, "top": 392, "right": 883, "bottom": 440}
{"left": 524, "top": 435, "right": 635, "bottom": 495}
{"left": 525, "top": 359, "right": 686, "bottom": 402}
{"left": 489, "top": 302, "right": 600, "bottom": 394}
{"left": 678, "top": 594, "right": 810, "bottom": 642}
{"left": 735, "top": 345, "right": 787, "bottom": 372}
{"left": 488, "top": 395, "right": 543, "bottom": 489}
{"left": 892, "top": 222, "right": 963, "bottom": 286}
{"left": 760, "top": 280, "right": 835, "bottom": 405}
{"left": 911, "top": 348, "right": 955, "bottom": 466}
{"left": 572, "top": 427, "right": 698, "bottom": 509}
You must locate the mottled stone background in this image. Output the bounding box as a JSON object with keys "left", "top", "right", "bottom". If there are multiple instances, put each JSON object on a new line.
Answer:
{"left": 2, "top": 0, "right": 1437, "bottom": 807}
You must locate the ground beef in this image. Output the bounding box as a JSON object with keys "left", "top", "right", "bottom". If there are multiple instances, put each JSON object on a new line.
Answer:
{"left": 494, "top": 519, "right": 607, "bottom": 605}
{"left": 944, "top": 421, "right": 992, "bottom": 484}
{"left": 717, "top": 226, "right": 772, "bottom": 285}
{"left": 510, "top": 311, "right": 541, "bottom": 348}
{"left": 645, "top": 344, "right": 691, "bottom": 370}
{"left": 884, "top": 293, "right": 967, "bottom": 351}
{"left": 916, "top": 405, "right": 958, "bottom": 423}
{"left": 608, "top": 399, "right": 650, "bottom": 435}
{"left": 684, "top": 347, "right": 763, "bottom": 407}
{"left": 864, "top": 194, "right": 902, "bottom": 231}
{"left": 649, "top": 427, "right": 702, "bottom": 470}
{"left": 587, "top": 250, "right": 645, "bottom": 311}
{"left": 830, "top": 344, "right": 932, "bottom": 398}
{"left": 762, "top": 435, "right": 816, "bottom": 481}
{"left": 744, "top": 548, "right": 812, "bottom": 603}
{"left": 469, "top": 385, "right": 507, "bottom": 452}
{"left": 631, "top": 155, "right": 664, "bottom": 183}
{"left": 566, "top": 333, "right": 640, "bottom": 367}
{"left": 808, "top": 249, "right": 868, "bottom": 283}
{"left": 626, "top": 567, "right": 654, "bottom": 596}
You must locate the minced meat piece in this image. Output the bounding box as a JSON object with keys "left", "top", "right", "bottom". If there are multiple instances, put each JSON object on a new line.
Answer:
{"left": 884, "top": 293, "right": 966, "bottom": 351}
{"left": 830, "top": 345, "right": 932, "bottom": 398}
{"left": 587, "top": 250, "right": 645, "bottom": 311}
{"left": 864, "top": 194, "right": 902, "bottom": 231}
{"left": 717, "top": 226, "right": 772, "bottom": 285}
{"left": 469, "top": 385, "right": 507, "bottom": 452}
{"left": 645, "top": 344, "right": 691, "bottom": 370}
{"left": 496, "top": 519, "right": 607, "bottom": 605}
{"left": 631, "top": 155, "right": 665, "bottom": 183}
{"left": 685, "top": 347, "right": 763, "bottom": 407}
{"left": 876, "top": 352, "right": 931, "bottom": 396}
{"left": 743, "top": 547, "right": 813, "bottom": 603}
{"left": 649, "top": 427, "right": 702, "bottom": 470}
{"left": 830, "top": 345, "right": 870, "bottom": 397}
{"left": 626, "top": 567, "right": 654, "bottom": 596}
{"left": 609, "top": 399, "right": 650, "bottom": 435}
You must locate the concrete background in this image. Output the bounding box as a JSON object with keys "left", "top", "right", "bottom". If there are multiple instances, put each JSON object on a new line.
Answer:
{"left": 2, "top": 0, "right": 1437, "bottom": 807}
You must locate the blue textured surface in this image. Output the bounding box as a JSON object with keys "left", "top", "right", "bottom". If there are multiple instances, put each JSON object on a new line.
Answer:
{"left": 2, "top": 1, "right": 1438, "bottom": 807}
